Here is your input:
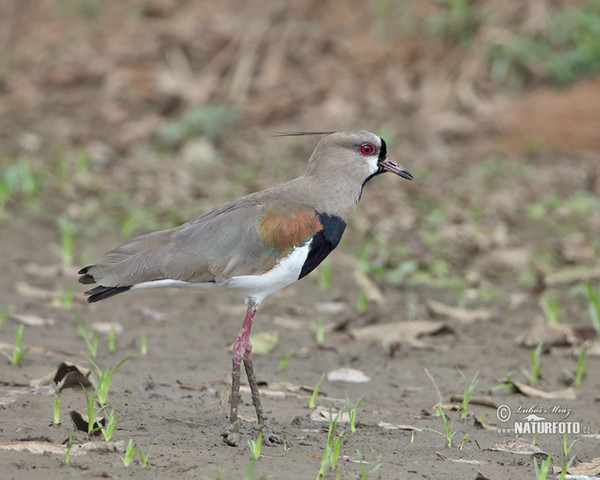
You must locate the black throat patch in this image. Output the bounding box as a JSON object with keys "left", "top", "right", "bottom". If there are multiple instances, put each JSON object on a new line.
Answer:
{"left": 298, "top": 212, "right": 346, "bottom": 279}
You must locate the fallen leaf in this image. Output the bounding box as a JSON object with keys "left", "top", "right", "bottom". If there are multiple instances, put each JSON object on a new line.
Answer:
{"left": 427, "top": 300, "right": 493, "bottom": 324}
{"left": 512, "top": 380, "right": 576, "bottom": 400}
{"left": 544, "top": 266, "right": 600, "bottom": 287}
{"left": 450, "top": 394, "right": 497, "bottom": 409}
{"left": 378, "top": 421, "right": 421, "bottom": 432}
{"left": 70, "top": 410, "right": 105, "bottom": 435}
{"left": 310, "top": 406, "right": 351, "bottom": 423}
{"left": 516, "top": 316, "right": 571, "bottom": 347}
{"left": 91, "top": 322, "right": 123, "bottom": 334}
{"left": 352, "top": 269, "right": 384, "bottom": 304}
{"left": 489, "top": 439, "right": 547, "bottom": 456}
{"left": 15, "top": 281, "right": 84, "bottom": 304}
{"left": 351, "top": 321, "right": 451, "bottom": 349}
{"left": 315, "top": 302, "right": 346, "bottom": 314}
{"left": 10, "top": 313, "right": 55, "bottom": 327}
{"left": 29, "top": 362, "right": 92, "bottom": 389}
{"left": 327, "top": 368, "right": 371, "bottom": 383}
{"left": 568, "top": 457, "right": 600, "bottom": 476}
{"left": 0, "top": 440, "right": 124, "bottom": 456}
{"left": 436, "top": 452, "right": 485, "bottom": 465}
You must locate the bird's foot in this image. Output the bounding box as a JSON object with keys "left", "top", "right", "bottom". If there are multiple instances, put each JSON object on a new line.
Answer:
{"left": 222, "top": 422, "right": 241, "bottom": 447}
{"left": 260, "top": 423, "right": 283, "bottom": 446}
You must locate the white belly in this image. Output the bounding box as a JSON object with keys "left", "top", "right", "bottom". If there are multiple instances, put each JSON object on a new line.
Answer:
{"left": 222, "top": 243, "right": 310, "bottom": 304}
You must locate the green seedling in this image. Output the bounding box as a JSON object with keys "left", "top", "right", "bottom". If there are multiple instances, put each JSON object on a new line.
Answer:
{"left": 316, "top": 407, "right": 345, "bottom": 479}
{"left": 524, "top": 343, "right": 544, "bottom": 386}
{"left": 248, "top": 431, "right": 262, "bottom": 460}
{"left": 54, "top": 385, "right": 61, "bottom": 425}
{"left": 492, "top": 372, "right": 517, "bottom": 392}
{"left": 574, "top": 346, "right": 588, "bottom": 387}
{"left": 313, "top": 320, "right": 325, "bottom": 345}
{"left": 81, "top": 385, "right": 102, "bottom": 435}
{"left": 53, "top": 216, "right": 76, "bottom": 266}
{"left": 140, "top": 334, "right": 147, "bottom": 355}
{"left": 55, "top": 284, "right": 73, "bottom": 310}
{"left": 279, "top": 349, "right": 293, "bottom": 371}
{"left": 123, "top": 438, "right": 137, "bottom": 468}
{"left": 459, "top": 434, "right": 469, "bottom": 451}
{"left": 78, "top": 320, "right": 98, "bottom": 358}
{"left": 356, "top": 290, "right": 369, "bottom": 314}
{"left": 317, "top": 259, "right": 331, "bottom": 289}
{"left": 107, "top": 325, "right": 116, "bottom": 352}
{"left": 76, "top": 147, "right": 89, "bottom": 174}
{"left": 308, "top": 373, "right": 326, "bottom": 409}
{"left": 358, "top": 449, "right": 382, "bottom": 480}
{"left": 587, "top": 283, "right": 600, "bottom": 341}
{"left": 534, "top": 453, "right": 552, "bottom": 480}
{"left": 540, "top": 290, "right": 561, "bottom": 324}
{"left": 458, "top": 368, "right": 479, "bottom": 419}
{"left": 1, "top": 324, "right": 28, "bottom": 365}
{"left": 65, "top": 433, "right": 74, "bottom": 466}
{"left": 0, "top": 307, "right": 10, "bottom": 328}
{"left": 346, "top": 393, "right": 365, "bottom": 433}
{"left": 557, "top": 419, "right": 578, "bottom": 480}
{"left": 138, "top": 443, "right": 152, "bottom": 468}
{"left": 88, "top": 356, "right": 132, "bottom": 405}
{"left": 425, "top": 404, "right": 456, "bottom": 448}
{"left": 99, "top": 408, "right": 119, "bottom": 442}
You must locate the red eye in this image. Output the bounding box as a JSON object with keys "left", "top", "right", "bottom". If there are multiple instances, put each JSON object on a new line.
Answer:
{"left": 358, "top": 143, "right": 376, "bottom": 156}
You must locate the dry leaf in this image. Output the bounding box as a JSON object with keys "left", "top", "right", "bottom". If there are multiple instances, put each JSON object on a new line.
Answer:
{"left": 512, "top": 380, "right": 576, "bottom": 400}
{"left": 352, "top": 269, "right": 384, "bottom": 304}
{"left": 489, "top": 439, "right": 547, "bottom": 456}
{"left": 544, "top": 266, "right": 600, "bottom": 287}
{"left": 0, "top": 440, "right": 124, "bottom": 456}
{"left": 567, "top": 456, "right": 600, "bottom": 476}
{"left": 10, "top": 313, "right": 55, "bottom": 327}
{"left": 427, "top": 300, "right": 493, "bottom": 324}
{"left": 516, "top": 316, "right": 571, "bottom": 347}
{"left": 29, "top": 362, "right": 92, "bottom": 389}
{"left": 327, "top": 368, "right": 371, "bottom": 383}
{"left": 310, "top": 406, "right": 351, "bottom": 423}
{"left": 92, "top": 322, "right": 123, "bottom": 334}
{"left": 436, "top": 452, "right": 485, "bottom": 465}
{"left": 378, "top": 421, "right": 421, "bottom": 432}
{"left": 450, "top": 394, "right": 497, "bottom": 409}
{"left": 351, "top": 320, "right": 450, "bottom": 349}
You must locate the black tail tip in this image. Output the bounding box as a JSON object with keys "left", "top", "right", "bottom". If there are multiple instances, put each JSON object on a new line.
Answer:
{"left": 84, "top": 285, "right": 131, "bottom": 303}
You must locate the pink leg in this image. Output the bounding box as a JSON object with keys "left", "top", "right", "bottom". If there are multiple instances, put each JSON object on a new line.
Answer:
{"left": 222, "top": 301, "right": 281, "bottom": 446}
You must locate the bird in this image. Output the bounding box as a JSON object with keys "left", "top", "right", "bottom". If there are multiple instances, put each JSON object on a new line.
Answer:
{"left": 78, "top": 129, "right": 413, "bottom": 446}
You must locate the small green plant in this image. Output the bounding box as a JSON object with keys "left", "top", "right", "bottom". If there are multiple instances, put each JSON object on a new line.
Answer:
{"left": 540, "top": 290, "right": 561, "bottom": 324}
{"left": 99, "top": 408, "right": 119, "bottom": 442}
{"left": 425, "top": 404, "right": 456, "bottom": 448}
{"left": 88, "top": 356, "right": 132, "bottom": 405}
{"left": 247, "top": 431, "right": 262, "bottom": 460}
{"left": 65, "top": 433, "right": 74, "bottom": 466}
{"left": 54, "top": 385, "right": 62, "bottom": 425}
{"left": 317, "top": 260, "right": 331, "bottom": 289}
{"left": 316, "top": 407, "right": 345, "bottom": 479}
{"left": 0, "top": 307, "right": 10, "bottom": 328}
{"left": 55, "top": 284, "right": 73, "bottom": 310}
{"left": 492, "top": 372, "right": 517, "bottom": 392}
{"left": 279, "top": 349, "right": 293, "bottom": 371}
{"left": 458, "top": 369, "right": 479, "bottom": 419}
{"left": 557, "top": 419, "right": 578, "bottom": 480}
{"left": 308, "top": 373, "right": 326, "bottom": 409}
{"left": 140, "top": 334, "right": 147, "bottom": 355}
{"left": 346, "top": 393, "right": 365, "bottom": 433}
{"left": 587, "top": 283, "right": 600, "bottom": 341}
{"left": 78, "top": 320, "right": 98, "bottom": 358}
{"left": 122, "top": 438, "right": 137, "bottom": 468}
{"left": 313, "top": 320, "right": 325, "bottom": 345}
{"left": 534, "top": 453, "right": 552, "bottom": 480}
{"left": 53, "top": 216, "right": 76, "bottom": 266}
{"left": 424, "top": 0, "right": 486, "bottom": 45}
{"left": 81, "top": 385, "right": 102, "bottom": 435}
{"left": 574, "top": 346, "right": 588, "bottom": 387}
{"left": 358, "top": 449, "right": 382, "bottom": 480}
{"left": 356, "top": 290, "right": 369, "bottom": 314}
{"left": 107, "top": 325, "right": 116, "bottom": 352}
{"left": 1, "top": 324, "right": 28, "bottom": 365}
{"left": 524, "top": 343, "right": 544, "bottom": 386}
{"left": 138, "top": 443, "right": 152, "bottom": 468}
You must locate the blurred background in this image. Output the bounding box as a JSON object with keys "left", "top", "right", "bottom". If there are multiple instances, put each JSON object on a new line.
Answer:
{"left": 1, "top": 0, "right": 599, "bottom": 298}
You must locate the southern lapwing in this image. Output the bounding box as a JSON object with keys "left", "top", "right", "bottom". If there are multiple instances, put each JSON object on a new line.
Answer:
{"left": 78, "top": 130, "right": 413, "bottom": 446}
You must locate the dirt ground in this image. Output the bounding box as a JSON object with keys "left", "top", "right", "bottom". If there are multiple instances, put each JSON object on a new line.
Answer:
{"left": 1, "top": 1, "right": 600, "bottom": 479}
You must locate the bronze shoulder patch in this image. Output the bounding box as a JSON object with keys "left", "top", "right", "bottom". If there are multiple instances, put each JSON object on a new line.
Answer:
{"left": 259, "top": 204, "right": 322, "bottom": 254}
